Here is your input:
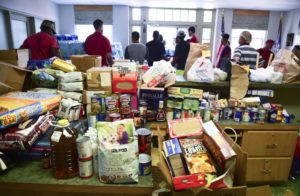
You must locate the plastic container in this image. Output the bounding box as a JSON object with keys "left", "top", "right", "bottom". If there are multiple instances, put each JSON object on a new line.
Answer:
{"left": 50, "top": 119, "right": 78, "bottom": 179}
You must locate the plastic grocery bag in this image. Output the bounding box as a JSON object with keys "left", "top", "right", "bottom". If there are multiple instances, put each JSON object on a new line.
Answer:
{"left": 250, "top": 66, "right": 283, "bottom": 84}
{"left": 187, "top": 57, "right": 214, "bottom": 83}
{"left": 213, "top": 68, "right": 227, "bottom": 81}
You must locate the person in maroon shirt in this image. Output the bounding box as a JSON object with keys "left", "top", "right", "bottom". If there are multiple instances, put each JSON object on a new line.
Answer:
{"left": 20, "top": 20, "right": 61, "bottom": 60}
{"left": 188, "top": 26, "right": 199, "bottom": 43}
{"left": 84, "top": 19, "right": 113, "bottom": 66}
{"left": 257, "top": 39, "right": 275, "bottom": 68}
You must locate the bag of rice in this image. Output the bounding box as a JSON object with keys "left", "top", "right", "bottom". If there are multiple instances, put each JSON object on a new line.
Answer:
{"left": 97, "top": 119, "right": 139, "bottom": 184}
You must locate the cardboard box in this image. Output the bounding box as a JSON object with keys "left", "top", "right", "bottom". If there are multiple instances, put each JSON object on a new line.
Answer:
{"left": 82, "top": 90, "right": 111, "bottom": 104}
{"left": 0, "top": 61, "right": 32, "bottom": 94}
{"left": 86, "top": 67, "right": 112, "bottom": 91}
{"left": 139, "top": 87, "right": 165, "bottom": 110}
{"left": 0, "top": 49, "right": 29, "bottom": 68}
{"left": 158, "top": 123, "right": 247, "bottom": 196}
{"left": 112, "top": 62, "right": 137, "bottom": 94}
{"left": 71, "top": 55, "right": 101, "bottom": 72}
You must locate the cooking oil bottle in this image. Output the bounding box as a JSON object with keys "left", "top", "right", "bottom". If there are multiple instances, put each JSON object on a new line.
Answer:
{"left": 50, "top": 119, "right": 78, "bottom": 179}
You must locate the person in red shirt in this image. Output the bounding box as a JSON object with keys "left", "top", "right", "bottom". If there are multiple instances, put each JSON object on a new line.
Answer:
{"left": 188, "top": 26, "right": 199, "bottom": 43}
{"left": 257, "top": 39, "right": 275, "bottom": 68}
{"left": 84, "top": 19, "right": 113, "bottom": 66}
{"left": 20, "top": 20, "right": 61, "bottom": 60}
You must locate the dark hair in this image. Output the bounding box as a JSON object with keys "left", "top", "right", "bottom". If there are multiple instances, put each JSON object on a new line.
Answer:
{"left": 188, "top": 26, "right": 196, "bottom": 33}
{"left": 294, "top": 45, "right": 300, "bottom": 51}
{"left": 93, "top": 19, "right": 103, "bottom": 29}
{"left": 158, "top": 34, "right": 163, "bottom": 42}
{"left": 153, "top": 31, "right": 160, "bottom": 40}
{"left": 222, "top": 33, "right": 230, "bottom": 40}
{"left": 131, "top": 31, "right": 140, "bottom": 39}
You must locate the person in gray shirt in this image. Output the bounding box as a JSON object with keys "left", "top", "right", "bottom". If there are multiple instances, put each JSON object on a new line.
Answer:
{"left": 125, "top": 31, "right": 148, "bottom": 65}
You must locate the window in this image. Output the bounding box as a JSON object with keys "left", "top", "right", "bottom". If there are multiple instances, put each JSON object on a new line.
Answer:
{"left": 11, "top": 19, "right": 29, "bottom": 48}
{"left": 132, "top": 8, "right": 141, "bottom": 21}
{"left": 165, "top": 9, "right": 173, "bottom": 21}
{"left": 180, "top": 10, "right": 188, "bottom": 22}
{"left": 75, "top": 24, "right": 113, "bottom": 42}
{"left": 147, "top": 25, "right": 178, "bottom": 50}
{"left": 203, "top": 10, "right": 213, "bottom": 23}
{"left": 148, "top": 8, "right": 196, "bottom": 22}
{"left": 202, "top": 28, "right": 211, "bottom": 44}
{"left": 231, "top": 29, "right": 267, "bottom": 53}
{"left": 188, "top": 10, "right": 196, "bottom": 22}
{"left": 149, "top": 9, "right": 157, "bottom": 21}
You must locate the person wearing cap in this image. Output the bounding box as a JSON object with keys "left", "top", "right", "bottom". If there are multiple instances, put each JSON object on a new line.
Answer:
{"left": 257, "top": 39, "right": 275, "bottom": 68}
{"left": 85, "top": 19, "right": 113, "bottom": 66}
{"left": 171, "top": 31, "right": 190, "bottom": 70}
{"left": 233, "top": 31, "right": 263, "bottom": 69}
{"left": 146, "top": 31, "right": 166, "bottom": 66}
{"left": 20, "top": 20, "right": 61, "bottom": 60}
{"left": 188, "top": 26, "right": 199, "bottom": 43}
{"left": 216, "top": 33, "right": 231, "bottom": 68}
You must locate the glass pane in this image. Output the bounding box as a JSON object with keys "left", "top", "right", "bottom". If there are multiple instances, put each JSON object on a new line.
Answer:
{"left": 203, "top": 10, "right": 213, "bottom": 23}
{"left": 132, "top": 8, "right": 141, "bottom": 21}
{"left": 173, "top": 9, "right": 180, "bottom": 22}
{"left": 180, "top": 10, "right": 188, "bottom": 22}
{"left": 149, "top": 8, "right": 157, "bottom": 21}
{"left": 75, "top": 24, "right": 113, "bottom": 42}
{"left": 202, "top": 28, "right": 211, "bottom": 44}
{"left": 165, "top": 9, "right": 173, "bottom": 21}
{"left": 157, "top": 9, "right": 165, "bottom": 21}
{"left": 188, "top": 10, "right": 196, "bottom": 22}
{"left": 147, "top": 25, "right": 177, "bottom": 51}
{"left": 35, "top": 18, "right": 43, "bottom": 34}
{"left": 132, "top": 26, "right": 141, "bottom": 35}
{"left": 11, "top": 19, "right": 28, "bottom": 48}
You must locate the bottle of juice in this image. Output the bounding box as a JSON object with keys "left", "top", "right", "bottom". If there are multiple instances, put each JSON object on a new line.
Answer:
{"left": 50, "top": 119, "right": 78, "bottom": 179}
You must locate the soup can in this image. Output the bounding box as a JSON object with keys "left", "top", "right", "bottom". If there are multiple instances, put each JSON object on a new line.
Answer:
{"left": 139, "top": 154, "right": 152, "bottom": 176}
{"left": 109, "top": 113, "right": 121, "bottom": 122}
{"left": 137, "top": 128, "right": 152, "bottom": 155}
{"left": 234, "top": 108, "right": 243, "bottom": 122}
{"left": 79, "top": 157, "right": 93, "bottom": 179}
{"left": 76, "top": 136, "right": 92, "bottom": 159}
{"left": 173, "top": 109, "right": 181, "bottom": 119}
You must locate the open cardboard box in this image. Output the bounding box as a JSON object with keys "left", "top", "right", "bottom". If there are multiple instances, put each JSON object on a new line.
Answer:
{"left": 157, "top": 122, "right": 248, "bottom": 196}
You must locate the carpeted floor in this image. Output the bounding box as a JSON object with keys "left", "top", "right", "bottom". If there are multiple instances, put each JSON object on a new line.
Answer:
{"left": 270, "top": 177, "right": 300, "bottom": 196}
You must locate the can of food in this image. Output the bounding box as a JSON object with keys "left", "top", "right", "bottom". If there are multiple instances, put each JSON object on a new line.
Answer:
{"left": 96, "top": 113, "right": 106, "bottom": 121}
{"left": 132, "top": 110, "right": 142, "bottom": 128}
{"left": 173, "top": 109, "right": 181, "bottom": 119}
{"left": 139, "top": 154, "right": 152, "bottom": 176}
{"left": 223, "top": 107, "right": 230, "bottom": 120}
{"left": 166, "top": 108, "right": 174, "bottom": 121}
{"left": 211, "top": 109, "right": 219, "bottom": 122}
{"left": 242, "top": 110, "right": 250, "bottom": 122}
{"left": 258, "top": 109, "right": 266, "bottom": 122}
{"left": 87, "top": 115, "right": 97, "bottom": 128}
{"left": 79, "top": 157, "right": 93, "bottom": 179}
{"left": 120, "top": 94, "right": 131, "bottom": 117}
{"left": 188, "top": 110, "right": 194, "bottom": 118}
{"left": 137, "top": 128, "right": 152, "bottom": 155}
{"left": 76, "top": 136, "right": 93, "bottom": 159}
{"left": 182, "top": 110, "right": 189, "bottom": 119}
{"left": 203, "top": 108, "right": 211, "bottom": 122}
{"left": 109, "top": 113, "right": 121, "bottom": 122}
{"left": 249, "top": 108, "right": 258, "bottom": 122}
{"left": 234, "top": 108, "right": 243, "bottom": 122}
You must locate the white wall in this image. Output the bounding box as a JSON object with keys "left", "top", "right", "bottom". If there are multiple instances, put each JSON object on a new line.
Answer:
{"left": 0, "top": 10, "right": 9, "bottom": 49}
{"left": 58, "top": 5, "right": 75, "bottom": 34}
{"left": 267, "top": 11, "right": 281, "bottom": 41}
{"left": 0, "top": 0, "right": 59, "bottom": 32}
{"left": 113, "top": 5, "right": 129, "bottom": 51}
{"left": 282, "top": 8, "right": 300, "bottom": 49}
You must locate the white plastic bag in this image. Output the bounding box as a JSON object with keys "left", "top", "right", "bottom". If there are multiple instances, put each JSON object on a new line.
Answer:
{"left": 250, "top": 66, "right": 283, "bottom": 84}
{"left": 213, "top": 68, "right": 228, "bottom": 81}
{"left": 187, "top": 57, "right": 214, "bottom": 83}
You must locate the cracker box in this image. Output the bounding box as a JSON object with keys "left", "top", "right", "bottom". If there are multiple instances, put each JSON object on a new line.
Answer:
{"left": 112, "top": 62, "right": 137, "bottom": 94}
{"left": 168, "top": 87, "right": 203, "bottom": 99}
{"left": 86, "top": 67, "right": 112, "bottom": 91}
{"left": 162, "top": 138, "right": 188, "bottom": 177}
{"left": 71, "top": 55, "right": 101, "bottom": 72}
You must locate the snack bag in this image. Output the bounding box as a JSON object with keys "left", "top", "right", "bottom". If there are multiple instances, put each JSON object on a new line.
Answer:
{"left": 97, "top": 119, "right": 139, "bottom": 183}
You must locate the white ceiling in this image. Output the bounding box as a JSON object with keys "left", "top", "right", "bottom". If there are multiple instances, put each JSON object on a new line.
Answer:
{"left": 52, "top": 0, "right": 300, "bottom": 11}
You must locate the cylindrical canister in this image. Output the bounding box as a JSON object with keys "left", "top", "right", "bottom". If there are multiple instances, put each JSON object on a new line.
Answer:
{"left": 109, "top": 113, "right": 121, "bottom": 122}
{"left": 139, "top": 154, "right": 152, "bottom": 176}
{"left": 76, "top": 136, "right": 92, "bottom": 160}
{"left": 78, "top": 157, "right": 93, "bottom": 179}
{"left": 137, "top": 128, "right": 152, "bottom": 155}
{"left": 87, "top": 115, "right": 97, "bottom": 128}
{"left": 234, "top": 108, "right": 243, "bottom": 122}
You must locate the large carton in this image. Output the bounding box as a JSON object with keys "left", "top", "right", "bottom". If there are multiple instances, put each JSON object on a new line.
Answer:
{"left": 112, "top": 62, "right": 137, "bottom": 94}
{"left": 0, "top": 61, "right": 32, "bottom": 94}
{"left": 71, "top": 55, "right": 101, "bottom": 72}
{"left": 86, "top": 67, "right": 112, "bottom": 91}
{"left": 158, "top": 122, "right": 247, "bottom": 196}
{"left": 0, "top": 49, "right": 29, "bottom": 68}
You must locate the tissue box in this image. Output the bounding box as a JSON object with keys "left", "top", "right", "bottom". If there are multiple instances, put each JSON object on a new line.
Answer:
{"left": 86, "top": 67, "right": 112, "bottom": 91}
{"left": 112, "top": 62, "right": 137, "bottom": 94}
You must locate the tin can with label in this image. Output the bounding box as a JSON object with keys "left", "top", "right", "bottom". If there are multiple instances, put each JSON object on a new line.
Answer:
{"left": 223, "top": 107, "right": 231, "bottom": 120}
{"left": 79, "top": 157, "right": 93, "bottom": 179}
{"left": 96, "top": 113, "right": 106, "bottom": 121}
{"left": 234, "top": 108, "right": 243, "bottom": 122}
{"left": 166, "top": 108, "right": 174, "bottom": 121}
{"left": 249, "top": 108, "right": 258, "bottom": 122}
{"left": 211, "top": 109, "right": 219, "bottom": 122}
{"left": 188, "top": 110, "right": 194, "bottom": 118}
{"left": 139, "top": 154, "right": 152, "bottom": 176}
{"left": 258, "top": 109, "right": 266, "bottom": 122}
{"left": 137, "top": 128, "right": 152, "bottom": 155}
{"left": 109, "top": 113, "right": 121, "bottom": 122}
{"left": 87, "top": 115, "right": 97, "bottom": 128}
{"left": 182, "top": 110, "right": 189, "bottom": 119}
{"left": 242, "top": 110, "right": 250, "bottom": 122}
{"left": 203, "top": 108, "right": 211, "bottom": 122}
{"left": 173, "top": 109, "right": 181, "bottom": 119}
{"left": 76, "top": 136, "right": 92, "bottom": 159}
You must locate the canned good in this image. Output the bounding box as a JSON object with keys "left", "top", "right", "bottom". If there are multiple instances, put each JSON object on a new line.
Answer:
{"left": 173, "top": 109, "right": 181, "bottom": 119}
{"left": 242, "top": 110, "right": 250, "bottom": 122}
{"left": 109, "top": 113, "right": 121, "bottom": 122}
{"left": 188, "top": 110, "right": 194, "bottom": 118}
{"left": 96, "top": 113, "right": 106, "bottom": 121}
{"left": 258, "top": 109, "right": 266, "bottom": 122}
{"left": 137, "top": 128, "right": 152, "bottom": 155}
{"left": 76, "top": 136, "right": 92, "bottom": 160}
{"left": 166, "top": 108, "right": 174, "bottom": 121}
{"left": 249, "top": 108, "right": 258, "bottom": 122}
{"left": 139, "top": 154, "right": 152, "bottom": 176}
{"left": 276, "top": 104, "right": 283, "bottom": 122}
{"left": 132, "top": 110, "right": 142, "bottom": 128}
{"left": 139, "top": 99, "right": 148, "bottom": 116}
{"left": 182, "top": 110, "right": 189, "bottom": 119}
{"left": 120, "top": 94, "right": 131, "bottom": 117}
{"left": 79, "top": 157, "right": 93, "bottom": 179}
{"left": 211, "top": 109, "right": 219, "bottom": 122}
{"left": 203, "top": 108, "right": 211, "bottom": 122}
{"left": 87, "top": 115, "right": 97, "bottom": 128}
{"left": 268, "top": 107, "right": 277, "bottom": 123}
{"left": 234, "top": 108, "right": 243, "bottom": 122}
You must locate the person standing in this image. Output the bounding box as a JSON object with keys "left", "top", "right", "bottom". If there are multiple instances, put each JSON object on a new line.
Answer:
{"left": 257, "top": 39, "right": 275, "bottom": 68}
{"left": 171, "top": 31, "right": 190, "bottom": 70}
{"left": 20, "top": 20, "right": 62, "bottom": 60}
{"left": 146, "top": 31, "right": 166, "bottom": 66}
{"left": 188, "top": 26, "right": 199, "bottom": 43}
{"left": 233, "top": 31, "right": 263, "bottom": 69}
{"left": 215, "top": 33, "right": 231, "bottom": 68}
{"left": 85, "top": 19, "right": 113, "bottom": 66}
{"left": 125, "top": 31, "right": 148, "bottom": 65}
